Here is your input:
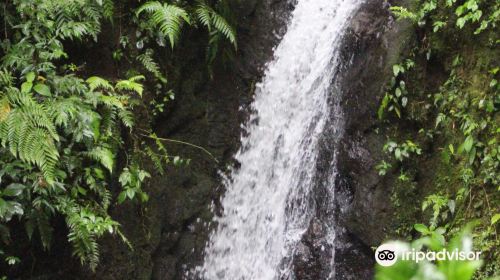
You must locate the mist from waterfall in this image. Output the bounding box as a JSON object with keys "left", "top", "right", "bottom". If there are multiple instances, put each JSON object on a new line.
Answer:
{"left": 198, "top": 0, "right": 361, "bottom": 279}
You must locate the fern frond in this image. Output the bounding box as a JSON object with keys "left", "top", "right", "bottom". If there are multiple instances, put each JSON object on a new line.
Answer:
{"left": 137, "top": 50, "right": 165, "bottom": 82}
{"left": 99, "top": 188, "right": 112, "bottom": 210}
{"left": 145, "top": 145, "right": 165, "bottom": 175}
{"left": 98, "top": 95, "right": 124, "bottom": 109}
{"left": 101, "top": 0, "right": 114, "bottom": 21}
{"left": 86, "top": 76, "right": 114, "bottom": 92}
{"left": 194, "top": 0, "right": 237, "bottom": 48}
{"left": 99, "top": 106, "right": 117, "bottom": 137}
{"left": 118, "top": 109, "right": 134, "bottom": 128}
{"left": 85, "top": 147, "right": 115, "bottom": 173}
{"left": 0, "top": 97, "right": 11, "bottom": 122}
{"left": 128, "top": 75, "right": 145, "bottom": 83}
{"left": 137, "top": 1, "right": 191, "bottom": 48}
{"left": 0, "top": 69, "right": 14, "bottom": 87}
{"left": 195, "top": 1, "right": 212, "bottom": 31}
{"left": 57, "top": 197, "right": 119, "bottom": 271}
{"left": 48, "top": 97, "right": 81, "bottom": 127}
{"left": 2, "top": 91, "right": 60, "bottom": 184}
{"left": 211, "top": 12, "right": 236, "bottom": 47}
{"left": 115, "top": 76, "right": 145, "bottom": 96}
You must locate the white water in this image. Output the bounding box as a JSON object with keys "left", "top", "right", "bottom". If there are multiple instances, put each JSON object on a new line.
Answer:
{"left": 198, "top": 0, "right": 361, "bottom": 279}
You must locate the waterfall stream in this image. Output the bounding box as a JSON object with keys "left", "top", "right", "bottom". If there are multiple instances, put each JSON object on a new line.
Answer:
{"left": 198, "top": 0, "right": 361, "bottom": 279}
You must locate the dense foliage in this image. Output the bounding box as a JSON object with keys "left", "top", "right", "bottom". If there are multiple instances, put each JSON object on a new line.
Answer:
{"left": 377, "top": 0, "right": 499, "bottom": 279}
{"left": 0, "top": 0, "right": 235, "bottom": 274}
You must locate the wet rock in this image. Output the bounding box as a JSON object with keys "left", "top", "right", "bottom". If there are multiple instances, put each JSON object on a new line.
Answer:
{"left": 333, "top": 0, "right": 415, "bottom": 278}
{"left": 292, "top": 218, "right": 333, "bottom": 280}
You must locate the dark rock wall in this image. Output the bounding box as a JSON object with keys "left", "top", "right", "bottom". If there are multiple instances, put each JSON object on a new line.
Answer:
{"left": 333, "top": 0, "right": 414, "bottom": 279}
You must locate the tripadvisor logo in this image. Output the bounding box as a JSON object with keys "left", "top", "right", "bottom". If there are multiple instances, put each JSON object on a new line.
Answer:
{"left": 375, "top": 244, "right": 398, "bottom": 266}
{"left": 375, "top": 243, "right": 482, "bottom": 267}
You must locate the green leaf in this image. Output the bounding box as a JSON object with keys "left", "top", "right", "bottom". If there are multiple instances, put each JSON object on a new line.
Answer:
{"left": 432, "top": 232, "right": 446, "bottom": 246}
{"left": 414, "top": 224, "right": 429, "bottom": 234}
{"left": 99, "top": 148, "right": 114, "bottom": 172}
{"left": 0, "top": 198, "right": 7, "bottom": 215}
{"left": 457, "top": 17, "right": 466, "bottom": 28}
{"left": 448, "top": 144, "right": 455, "bottom": 154}
{"left": 3, "top": 184, "right": 25, "bottom": 197}
{"left": 126, "top": 188, "right": 135, "bottom": 199}
{"left": 173, "top": 156, "right": 181, "bottom": 166}
{"left": 21, "top": 82, "right": 33, "bottom": 94}
{"left": 140, "top": 192, "right": 149, "bottom": 202}
{"left": 491, "top": 214, "right": 500, "bottom": 225}
{"left": 33, "top": 84, "right": 51, "bottom": 96}
{"left": 395, "top": 87, "right": 402, "bottom": 97}
{"left": 393, "top": 65, "right": 401, "bottom": 76}
{"left": 6, "top": 256, "right": 20, "bottom": 265}
{"left": 463, "top": 135, "right": 474, "bottom": 153}
{"left": 395, "top": 149, "right": 402, "bottom": 161}
{"left": 468, "top": 147, "right": 476, "bottom": 165}
{"left": 378, "top": 94, "right": 390, "bottom": 120}
{"left": 26, "top": 72, "right": 35, "bottom": 83}
{"left": 119, "top": 169, "right": 132, "bottom": 186}
{"left": 401, "top": 97, "right": 408, "bottom": 107}
{"left": 117, "top": 191, "right": 127, "bottom": 204}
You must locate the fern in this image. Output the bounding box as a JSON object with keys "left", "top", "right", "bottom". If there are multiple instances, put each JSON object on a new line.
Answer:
{"left": 118, "top": 109, "right": 134, "bottom": 128}
{"left": 210, "top": 11, "right": 236, "bottom": 47}
{"left": 195, "top": 0, "right": 237, "bottom": 48}
{"left": 115, "top": 75, "right": 145, "bottom": 96}
{"left": 137, "top": 1, "right": 191, "bottom": 48}
{"left": 0, "top": 97, "right": 11, "bottom": 122}
{"left": 0, "top": 0, "right": 158, "bottom": 272}
{"left": 0, "top": 89, "right": 60, "bottom": 185}
{"left": 101, "top": 0, "right": 114, "bottom": 22}
{"left": 86, "top": 76, "right": 114, "bottom": 92}
{"left": 0, "top": 69, "right": 14, "bottom": 87}
{"left": 53, "top": 1, "right": 103, "bottom": 41}
{"left": 390, "top": 6, "right": 419, "bottom": 22}
{"left": 137, "top": 50, "right": 167, "bottom": 83}
{"left": 57, "top": 197, "right": 118, "bottom": 271}
{"left": 85, "top": 147, "right": 115, "bottom": 173}
{"left": 195, "top": 1, "right": 212, "bottom": 31}
{"left": 49, "top": 97, "right": 81, "bottom": 127}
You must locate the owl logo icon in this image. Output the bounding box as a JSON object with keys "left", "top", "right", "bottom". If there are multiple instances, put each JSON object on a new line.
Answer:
{"left": 375, "top": 244, "right": 398, "bottom": 266}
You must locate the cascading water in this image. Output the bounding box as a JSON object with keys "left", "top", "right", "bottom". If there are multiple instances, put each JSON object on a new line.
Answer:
{"left": 198, "top": 0, "right": 362, "bottom": 279}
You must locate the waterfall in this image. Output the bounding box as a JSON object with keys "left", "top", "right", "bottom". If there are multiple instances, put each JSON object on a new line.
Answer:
{"left": 198, "top": 0, "right": 361, "bottom": 279}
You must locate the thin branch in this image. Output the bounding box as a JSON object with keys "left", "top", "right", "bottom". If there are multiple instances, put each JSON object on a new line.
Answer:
{"left": 481, "top": 185, "right": 498, "bottom": 241}
{"left": 138, "top": 130, "right": 219, "bottom": 163}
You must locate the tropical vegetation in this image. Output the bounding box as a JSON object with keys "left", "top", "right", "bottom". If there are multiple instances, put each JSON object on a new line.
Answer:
{"left": 376, "top": 0, "right": 499, "bottom": 279}
{"left": 0, "top": 0, "right": 235, "bottom": 275}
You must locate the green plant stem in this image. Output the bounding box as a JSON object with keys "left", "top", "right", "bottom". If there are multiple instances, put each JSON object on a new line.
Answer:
{"left": 138, "top": 130, "right": 219, "bottom": 163}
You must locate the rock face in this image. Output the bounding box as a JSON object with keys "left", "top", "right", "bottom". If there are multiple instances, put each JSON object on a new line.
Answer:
{"left": 333, "top": 0, "right": 414, "bottom": 279}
